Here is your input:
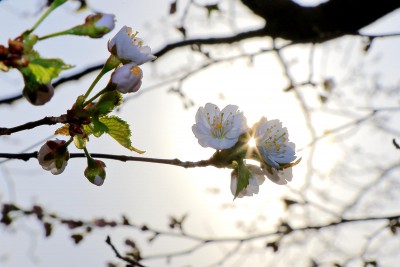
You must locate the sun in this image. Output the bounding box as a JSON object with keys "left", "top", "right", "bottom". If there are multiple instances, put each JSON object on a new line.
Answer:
{"left": 248, "top": 136, "right": 256, "bottom": 148}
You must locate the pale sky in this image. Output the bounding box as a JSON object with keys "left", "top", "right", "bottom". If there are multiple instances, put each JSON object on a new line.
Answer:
{"left": 0, "top": 1, "right": 400, "bottom": 266}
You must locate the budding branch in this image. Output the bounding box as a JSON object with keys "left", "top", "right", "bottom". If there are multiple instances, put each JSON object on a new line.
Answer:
{"left": 0, "top": 151, "right": 218, "bottom": 168}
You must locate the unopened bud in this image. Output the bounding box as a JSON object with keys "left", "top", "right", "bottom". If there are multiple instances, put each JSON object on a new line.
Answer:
{"left": 23, "top": 82, "right": 54, "bottom": 105}
{"left": 84, "top": 159, "right": 106, "bottom": 186}
{"left": 68, "top": 13, "right": 115, "bottom": 38}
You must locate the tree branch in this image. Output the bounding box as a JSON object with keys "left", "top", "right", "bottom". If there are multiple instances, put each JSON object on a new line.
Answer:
{"left": 154, "top": 28, "right": 268, "bottom": 58}
{"left": 106, "top": 236, "right": 146, "bottom": 267}
{"left": 0, "top": 115, "right": 67, "bottom": 135}
{"left": 2, "top": 201, "right": 400, "bottom": 264}
{"left": 240, "top": 0, "right": 400, "bottom": 42}
{"left": 0, "top": 152, "right": 218, "bottom": 169}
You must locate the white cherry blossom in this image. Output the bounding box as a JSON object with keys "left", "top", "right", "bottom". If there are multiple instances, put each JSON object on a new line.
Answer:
{"left": 192, "top": 103, "right": 248, "bottom": 150}
{"left": 108, "top": 26, "right": 156, "bottom": 65}
{"left": 262, "top": 166, "right": 293, "bottom": 185}
{"left": 253, "top": 117, "right": 296, "bottom": 169}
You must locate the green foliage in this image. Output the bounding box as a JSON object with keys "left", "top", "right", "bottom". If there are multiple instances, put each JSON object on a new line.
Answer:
{"left": 93, "top": 90, "right": 122, "bottom": 116}
{"left": 90, "top": 117, "right": 108, "bottom": 137}
{"left": 234, "top": 160, "right": 251, "bottom": 198}
{"left": 85, "top": 115, "right": 143, "bottom": 153}
{"left": 28, "top": 57, "right": 72, "bottom": 84}
{"left": 98, "top": 116, "right": 138, "bottom": 151}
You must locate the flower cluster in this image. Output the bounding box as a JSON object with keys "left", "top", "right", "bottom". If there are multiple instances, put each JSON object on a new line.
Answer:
{"left": 37, "top": 25, "right": 156, "bottom": 186}
{"left": 192, "top": 103, "right": 299, "bottom": 198}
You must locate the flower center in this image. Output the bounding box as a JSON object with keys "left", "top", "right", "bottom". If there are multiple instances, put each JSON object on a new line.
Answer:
{"left": 207, "top": 109, "right": 234, "bottom": 139}
{"left": 125, "top": 29, "right": 143, "bottom": 47}
{"left": 264, "top": 127, "right": 287, "bottom": 154}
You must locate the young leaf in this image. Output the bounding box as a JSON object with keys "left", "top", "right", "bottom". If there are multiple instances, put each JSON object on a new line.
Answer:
{"left": 91, "top": 117, "right": 108, "bottom": 137}
{"left": 28, "top": 57, "right": 73, "bottom": 84}
{"left": 93, "top": 90, "right": 122, "bottom": 116}
{"left": 98, "top": 115, "right": 144, "bottom": 154}
{"left": 235, "top": 160, "right": 251, "bottom": 198}
{"left": 54, "top": 124, "right": 70, "bottom": 136}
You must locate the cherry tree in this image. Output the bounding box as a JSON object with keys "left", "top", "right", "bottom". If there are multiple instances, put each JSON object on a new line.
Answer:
{"left": 0, "top": 0, "right": 400, "bottom": 266}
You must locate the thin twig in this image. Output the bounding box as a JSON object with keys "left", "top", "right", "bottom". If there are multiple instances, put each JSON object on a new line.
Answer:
{"left": 106, "top": 236, "right": 146, "bottom": 267}
{"left": 0, "top": 151, "right": 217, "bottom": 168}
{"left": 0, "top": 115, "right": 67, "bottom": 135}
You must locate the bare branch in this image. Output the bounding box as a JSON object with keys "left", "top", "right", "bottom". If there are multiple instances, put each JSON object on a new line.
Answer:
{"left": 240, "top": 0, "right": 400, "bottom": 42}
{"left": 154, "top": 28, "right": 267, "bottom": 58}
{"left": 106, "top": 236, "right": 146, "bottom": 267}
{"left": 0, "top": 152, "right": 217, "bottom": 169}
{"left": 0, "top": 115, "right": 67, "bottom": 135}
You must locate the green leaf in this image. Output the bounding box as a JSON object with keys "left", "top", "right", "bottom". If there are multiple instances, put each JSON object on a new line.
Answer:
{"left": 82, "top": 124, "right": 93, "bottom": 136}
{"left": 91, "top": 117, "right": 108, "bottom": 137}
{"left": 28, "top": 57, "right": 73, "bottom": 84}
{"left": 98, "top": 115, "right": 144, "bottom": 154}
{"left": 94, "top": 90, "right": 122, "bottom": 116}
{"left": 235, "top": 160, "right": 251, "bottom": 198}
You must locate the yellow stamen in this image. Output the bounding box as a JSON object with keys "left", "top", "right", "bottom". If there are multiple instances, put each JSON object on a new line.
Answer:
{"left": 130, "top": 66, "right": 141, "bottom": 75}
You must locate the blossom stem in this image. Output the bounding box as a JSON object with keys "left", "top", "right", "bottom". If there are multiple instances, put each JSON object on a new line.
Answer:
{"left": 82, "top": 56, "right": 120, "bottom": 102}
{"left": 82, "top": 147, "right": 90, "bottom": 158}
{"left": 29, "top": 0, "right": 67, "bottom": 33}
{"left": 38, "top": 30, "right": 72, "bottom": 41}
{"left": 82, "top": 88, "right": 108, "bottom": 106}
{"left": 83, "top": 147, "right": 96, "bottom": 167}
{"left": 82, "top": 67, "right": 108, "bottom": 101}
{"left": 64, "top": 137, "right": 73, "bottom": 147}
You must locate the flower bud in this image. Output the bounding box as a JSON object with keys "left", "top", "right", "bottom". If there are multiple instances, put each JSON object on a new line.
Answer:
{"left": 110, "top": 63, "right": 142, "bottom": 93}
{"left": 23, "top": 82, "right": 54, "bottom": 105}
{"left": 84, "top": 159, "right": 106, "bottom": 186}
{"left": 37, "top": 139, "right": 69, "bottom": 175}
{"left": 68, "top": 13, "right": 115, "bottom": 38}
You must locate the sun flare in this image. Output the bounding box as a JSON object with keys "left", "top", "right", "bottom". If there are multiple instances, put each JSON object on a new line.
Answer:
{"left": 248, "top": 137, "right": 256, "bottom": 148}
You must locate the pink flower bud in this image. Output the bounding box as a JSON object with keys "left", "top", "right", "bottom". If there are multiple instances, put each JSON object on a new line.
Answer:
{"left": 68, "top": 13, "right": 116, "bottom": 38}
{"left": 111, "top": 63, "right": 143, "bottom": 94}
{"left": 85, "top": 13, "right": 115, "bottom": 38}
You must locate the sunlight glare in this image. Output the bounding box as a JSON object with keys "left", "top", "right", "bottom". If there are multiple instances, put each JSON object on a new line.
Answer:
{"left": 248, "top": 136, "right": 256, "bottom": 148}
